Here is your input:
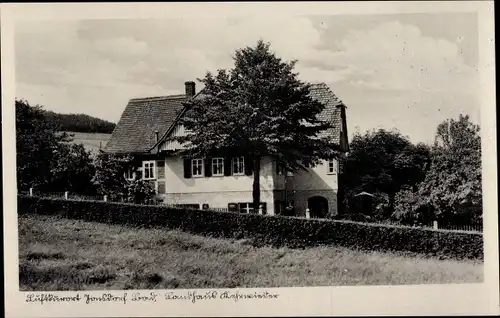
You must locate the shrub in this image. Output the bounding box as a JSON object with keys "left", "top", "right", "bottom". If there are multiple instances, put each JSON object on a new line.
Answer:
{"left": 125, "top": 179, "right": 156, "bottom": 204}
{"left": 18, "top": 195, "right": 483, "bottom": 260}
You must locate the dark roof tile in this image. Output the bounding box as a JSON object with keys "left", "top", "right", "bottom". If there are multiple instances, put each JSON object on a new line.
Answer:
{"left": 105, "top": 95, "right": 186, "bottom": 153}
{"left": 309, "top": 83, "right": 345, "bottom": 144}
{"left": 106, "top": 82, "right": 345, "bottom": 153}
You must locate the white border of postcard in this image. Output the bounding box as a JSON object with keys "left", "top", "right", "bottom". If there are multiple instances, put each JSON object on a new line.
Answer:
{"left": 2, "top": 2, "right": 498, "bottom": 317}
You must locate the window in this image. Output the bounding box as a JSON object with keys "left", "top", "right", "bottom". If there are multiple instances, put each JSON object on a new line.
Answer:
{"left": 191, "top": 158, "right": 204, "bottom": 177}
{"left": 239, "top": 202, "right": 254, "bottom": 214}
{"left": 211, "top": 157, "right": 224, "bottom": 176}
{"left": 232, "top": 157, "right": 245, "bottom": 175}
{"left": 174, "top": 204, "right": 200, "bottom": 210}
{"left": 327, "top": 158, "right": 336, "bottom": 174}
{"left": 233, "top": 202, "right": 267, "bottom": 214}
{"left": 124, "top": 166, "right": 135, "bottom": 180}
{"left": 143, "top": 161, "right": 155, "bottom": 180}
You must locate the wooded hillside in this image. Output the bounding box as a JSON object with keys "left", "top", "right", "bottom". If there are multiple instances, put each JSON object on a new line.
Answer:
{"left": 44, "top": 110, "right": 116, "bottom": 133}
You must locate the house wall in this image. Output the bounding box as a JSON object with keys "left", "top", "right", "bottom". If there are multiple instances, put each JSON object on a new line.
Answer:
{"left": 159, "top": 156, "right": 277, "bottom": 214}
{"left": 163, "top": 156, "right": 275, "bottom": 193}
{"left": 288, "top": 159, "right": 339, "bottom": 191}
{"left": 143, "top": 156, "right": 339, "bottom": 217}
{"left": 273, "top": 159, "right": 339, "bottom": 191}
{"left": 272, "top": 159, "right": 339, "bottom": 217}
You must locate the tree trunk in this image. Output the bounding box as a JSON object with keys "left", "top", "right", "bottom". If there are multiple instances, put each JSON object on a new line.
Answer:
{"left": 252, "top": 157, "right": 261, "bottom": 213}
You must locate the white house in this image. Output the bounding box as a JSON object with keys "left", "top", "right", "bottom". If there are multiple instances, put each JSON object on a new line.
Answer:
{"left": 105, "top": 81, "right": 349, "bottom": 217}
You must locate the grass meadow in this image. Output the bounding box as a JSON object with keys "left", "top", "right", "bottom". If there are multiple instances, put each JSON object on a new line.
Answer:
{"left": 18, "top": 213, "right": 483, "bottom": 291}
{"left": 69, "top": 132, "right": 111, "bottom": 154}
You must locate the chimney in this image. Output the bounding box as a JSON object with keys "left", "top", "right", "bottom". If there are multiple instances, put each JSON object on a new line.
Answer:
{"left": 185, "top": 81, "right": 196, "bottom": 97}
{"left": 155, "top": 130, "right": 159, "bottom": 142}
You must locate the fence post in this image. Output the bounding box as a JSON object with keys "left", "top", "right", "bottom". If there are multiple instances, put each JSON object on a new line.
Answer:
{"left": 305, "top": 208, "right": 310, "bottom": 219}
{"left": 433, "top": 220, "right": 438, "bottom": 229}
{"left": 103, "top": 195, "right": 107, "bottom": 202}
{"left": 64, "top": 191, "right": 69, "bottom": 200}
{"left": 29, "top": 188, "right": 33, "bottom": 197}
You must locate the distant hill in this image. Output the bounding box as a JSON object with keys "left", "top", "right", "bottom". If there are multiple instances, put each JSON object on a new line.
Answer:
{"left": 45, "top": 110, "right": 116, "bottom": 134}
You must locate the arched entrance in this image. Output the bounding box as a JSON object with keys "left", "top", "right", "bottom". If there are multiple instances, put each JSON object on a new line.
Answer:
{"left": 308, "top": 196, "right": 329, "bottom": 218}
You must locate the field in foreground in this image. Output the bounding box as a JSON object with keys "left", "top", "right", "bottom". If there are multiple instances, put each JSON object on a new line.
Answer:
{"left": 18, "top": 214, "right": 483, "bottom": 291}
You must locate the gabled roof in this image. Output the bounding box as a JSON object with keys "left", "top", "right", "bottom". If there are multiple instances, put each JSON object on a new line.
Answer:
{"left": 309, "top": 82, "right": 346, "bottom": 145}
{"left": 106, "top": 82, "right": 347, "bottom": 154}
{"left": 104, "top": 95, "right": 186, "bottom": 154}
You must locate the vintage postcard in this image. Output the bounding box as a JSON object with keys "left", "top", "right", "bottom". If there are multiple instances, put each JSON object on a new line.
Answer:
{"left": 2, "top": 1, "right": 498, "bottom": 317}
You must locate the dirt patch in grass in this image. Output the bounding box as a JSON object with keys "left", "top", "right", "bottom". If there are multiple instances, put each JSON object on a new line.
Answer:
{"left": 18, "top": 214, "right": 484, "bottom": 291}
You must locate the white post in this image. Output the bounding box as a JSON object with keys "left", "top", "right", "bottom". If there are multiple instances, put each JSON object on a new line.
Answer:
{"left": 29, "top": 188, "right": 33, "bottom": 197}
{"left": 64, "top": 191, "right": 69, "bottom": 200}
{"left": 258, "top": 204, "right": 263, "bottom": 215}
{"left": 433, "top": 220, "right": 438, "bottom": 229}
{"left": 305, "top": 208, "right": 311, "bottom": 219}
{"left": 103, "top": 195, "right": 107, "bottom": 202}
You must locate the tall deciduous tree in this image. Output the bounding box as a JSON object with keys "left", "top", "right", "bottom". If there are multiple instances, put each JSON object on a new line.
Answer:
{"left": 343, "top": 129, "right": 431, "bottom": 217}
{"left": 16, "top": 99, "right": 71, "bottom": 190}
{"left": 393, "top": 114, "right": 482, "bottom": 225}
{"left": 419, "top": 115, "right": 481, "bottom": 222}
{"left": 175, "top": 40, "right": 341, "bottom": 211}
{"left": 49, "top": 143, "right": 96, "bottom": 194}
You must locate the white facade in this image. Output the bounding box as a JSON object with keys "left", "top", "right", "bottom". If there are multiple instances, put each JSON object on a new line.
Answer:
{"left": 139, "top": 124, "right": 341, "bottom": 217}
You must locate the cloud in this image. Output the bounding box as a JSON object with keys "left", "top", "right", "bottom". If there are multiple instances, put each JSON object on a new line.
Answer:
{"left": 14, "top": 15, "right": 479, "bottom": 143}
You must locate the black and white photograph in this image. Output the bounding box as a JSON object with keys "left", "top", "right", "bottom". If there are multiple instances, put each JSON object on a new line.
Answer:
{"left": 2, "top": 2, "right": 498, "bottom": 317}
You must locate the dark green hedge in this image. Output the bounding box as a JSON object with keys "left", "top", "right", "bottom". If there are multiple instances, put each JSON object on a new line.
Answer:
{"left": 18, "top": 196, "right": 483, "bottom": 260}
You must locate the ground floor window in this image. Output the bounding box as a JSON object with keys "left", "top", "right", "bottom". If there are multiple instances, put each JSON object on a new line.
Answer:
{"left": 143, "top": 161, "right": 156, "bottom": 180}
{"left": 174, "top": 204, "right": 200, "bottom": 210}
{"left": 228, "top": 202, "right": 267, "bottom": 214}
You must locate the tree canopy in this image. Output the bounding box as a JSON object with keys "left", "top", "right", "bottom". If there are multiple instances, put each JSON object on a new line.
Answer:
{"left": 343, "top": 129, "right": 431, "bottom": 218}
{"left": 393, "top": 115, "right": 482, "bottom": 225}
{"left": 44, "top": 110, "right": 116, "bottom": 134}
{"left": 16, "top": 99, "right": 95, "bottom": 194}
{"left": 174, "top": 40, "right": 342, "bottom": 211}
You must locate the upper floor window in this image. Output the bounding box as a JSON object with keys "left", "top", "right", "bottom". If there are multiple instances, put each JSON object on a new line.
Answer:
{"left": 327, "top": 158, "right": 336, "bottom": 175}
{"left": 212, "top": 157, "right": 224, "bottom": 176}
{"left": 232, "top": 157, "right": 245, "bottom": 175}
{"left": 143, "top": 161, "right": 156, "bottom": 180}
{"left": 191, "top": 158, "right": 204, "bottom": 177}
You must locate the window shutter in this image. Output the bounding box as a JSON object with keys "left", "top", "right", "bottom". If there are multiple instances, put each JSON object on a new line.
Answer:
{"left": 244, "top": 156, "right": 253, "bottom": 176}
{"left": 204, "top": 157, "right": 212, "bottom": 177}
{"left": 183, "top": 158, "right": 191, "bottom": 178}
{"left": 224, "top": 157, "right": 231, "bottom": 176}
{"left": 157, "top": 161, "right": 165, "bottom": 179}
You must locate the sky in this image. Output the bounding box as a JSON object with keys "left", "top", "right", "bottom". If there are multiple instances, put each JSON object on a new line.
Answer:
{"left": 14, "top": 12, "right": 480, "bottom": 144}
